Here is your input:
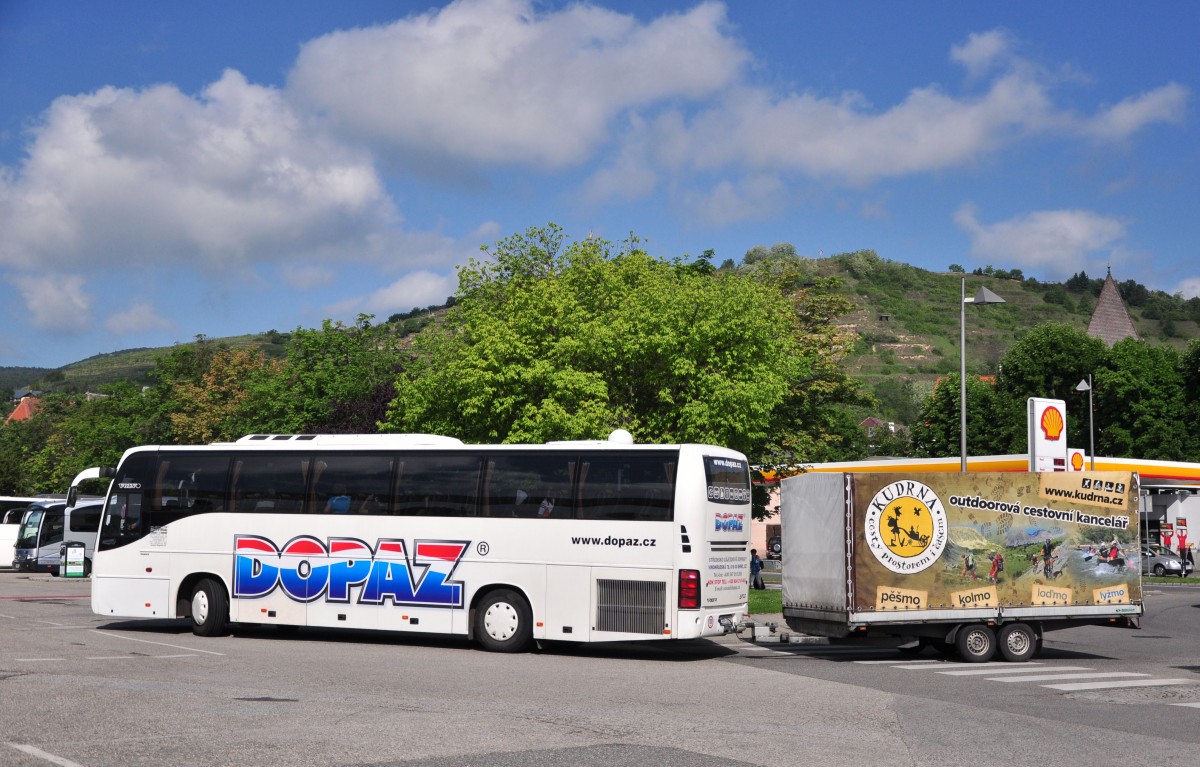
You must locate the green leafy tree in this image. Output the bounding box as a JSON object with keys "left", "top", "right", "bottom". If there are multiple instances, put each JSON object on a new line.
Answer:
{"left": 989, "top": 324, "right": 1107, "bottom": 453}
{"left": 1182, "top": 340, "right": 1200, "bottom": 458}
{"left": 873, "top": 378, "right": 921, "bottom": 425}
{"left": 1093, "top": 339, "right": 1188, "bottom": 460}
{"left": 385, "top": 225, "right": 866, "bottom": 481}
{"left": 273, "top": 315, "right": 402, "bottom": 433}
{"left": 909, "top": 374, "right": 997, "bottom": 458}
{"left": 169, "top": 347, "right": 286, "bottom": 443}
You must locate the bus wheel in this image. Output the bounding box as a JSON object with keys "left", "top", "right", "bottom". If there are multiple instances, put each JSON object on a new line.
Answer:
{"left": 475, "top": 589, "right": 532, "bottom": 653}
{"left": 190, "top": 578, "right": 229, "bottom": 637}
{"left": 954, "top": 624, "right": 996, "bottom": 663}
{"left": 998, "top": 623, "right": 1037, "bottom": 662}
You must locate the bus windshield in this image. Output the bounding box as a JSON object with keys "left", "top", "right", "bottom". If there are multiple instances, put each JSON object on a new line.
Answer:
{"left": 16, "top": 510, "right": 43, "bottom": 548}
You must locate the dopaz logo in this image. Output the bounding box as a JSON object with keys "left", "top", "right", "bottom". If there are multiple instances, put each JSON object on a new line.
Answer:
{"left": 233, "top": 535, "right": 468, "bottom": 607}
{"left": 864, "top": 480, "right": 948, "bottom": 574}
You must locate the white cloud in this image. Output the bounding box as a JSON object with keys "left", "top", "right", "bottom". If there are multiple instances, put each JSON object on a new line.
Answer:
{"left": 950, "top": 29, "right": 1016, "bottom": 79}
{"left": 286, "top": 0, "right": 747, "bottom": 170}
{"left": 105, "top": 303, "right": 175, "bottom": 336}
{"left": 665, "top": 71, "right": 1055, "bottom": 185}
{"left": 685, "top": 175, "right": 786, "bottom": 228}
{"left": 10, "top": 273, "right": 91, "bottom": 333}
{"left": 325, "top": 270, "right": 458, "bottom": 319}
{"left": 954, "top": 204, "right": 1128, "bottom": 278}
{"left": 614, "top": 28, "right": 1188, "bottom": 190}
{"left": 1176, "top": 278, "right": 1200, "bottom": 300}
{"left": 1084, "top": 83, "right": 1189, "bottom": 141}
{"left": 0, "top": 69, "right": 401, "bottom": 274}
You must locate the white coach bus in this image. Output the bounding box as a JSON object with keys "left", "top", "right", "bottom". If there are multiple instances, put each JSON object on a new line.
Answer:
{"left": 91, "top": 431, "right": 753, "bottom": 651}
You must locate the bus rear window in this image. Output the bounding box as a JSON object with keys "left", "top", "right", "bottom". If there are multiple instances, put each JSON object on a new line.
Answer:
{"left": 703, "top": 456, "right": 751, "bottom": 505}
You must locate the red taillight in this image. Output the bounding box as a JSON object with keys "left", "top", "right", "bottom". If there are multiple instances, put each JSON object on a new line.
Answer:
{"left": 678, "top": 569, "right": 700, "bottom": 610}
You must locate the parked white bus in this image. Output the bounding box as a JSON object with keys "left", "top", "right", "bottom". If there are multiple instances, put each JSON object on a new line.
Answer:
{"left": 1, "top": 496, "right": 56, "bottom": 568}
{"left": 91, "top": 432, "right": 753, "bottom": 651}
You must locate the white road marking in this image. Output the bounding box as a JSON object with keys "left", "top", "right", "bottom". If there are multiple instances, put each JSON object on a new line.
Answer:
{"left": 989, "top": 672, "right": 1146, "bottom": 683}
{"left": 4, "top": 743, "right": 87, "bottom": 767}
{"left": 938, "top": 665, "right": 1092, "bottom": 676}
{"left": 1044, "top": 678, "right": 1197, "bottom": 691}
{"left": 892, "top": 661, "right": 1014, "bottom": 670}
{"left": 91, "top": 629, "right": 225, "bottom": 656}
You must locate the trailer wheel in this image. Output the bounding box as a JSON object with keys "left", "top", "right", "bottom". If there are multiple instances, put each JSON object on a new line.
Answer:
{"left": 955, "top": 624, "right": 996, "bottom": 662}
{"left": 997, "top": 623, "right": 1036, "bottom": 662}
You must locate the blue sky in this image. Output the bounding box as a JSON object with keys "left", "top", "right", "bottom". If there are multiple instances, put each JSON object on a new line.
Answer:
{"left": 1, "top": 0, "right": 1196, "bottom": 369}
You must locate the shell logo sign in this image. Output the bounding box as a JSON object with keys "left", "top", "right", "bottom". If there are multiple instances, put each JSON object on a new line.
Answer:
{"left": 1028, "top": 398, "right": 1068, "bottom": 472}
{"left": 1070, "top": 450, "right": 1085, "bottom": 471}
{"left": 1040, "top": 406, "right": 1064, "bottom": 441}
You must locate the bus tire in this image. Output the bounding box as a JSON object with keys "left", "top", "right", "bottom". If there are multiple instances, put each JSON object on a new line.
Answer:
{"left": 475, "top": 589, "right": 532, "bottom": 653}
{"left": 190, "top": 578, "right": 229, "bottom": 637}
{"left": 954, "top": 624, "right": 996, "bottom": 663}
{"left": 997, "top": 623, "right": 1037, "bottom": 662}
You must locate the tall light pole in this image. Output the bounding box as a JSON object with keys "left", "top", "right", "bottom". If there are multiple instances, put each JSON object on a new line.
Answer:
{"left": 960, "top": 276, "right": 1006, "bottom": 472}
{"left": 1076, "top": 375, "right": 1095, "bottom": 470}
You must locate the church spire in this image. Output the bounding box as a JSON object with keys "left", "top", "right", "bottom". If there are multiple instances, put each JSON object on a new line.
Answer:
{"left": 1087, "top": 271, "right": 1137, "bottom": 346}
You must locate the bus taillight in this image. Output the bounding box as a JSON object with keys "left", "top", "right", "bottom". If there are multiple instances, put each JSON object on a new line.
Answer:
{"left": 678, "top": 569, "right": 700, "bottom": 610}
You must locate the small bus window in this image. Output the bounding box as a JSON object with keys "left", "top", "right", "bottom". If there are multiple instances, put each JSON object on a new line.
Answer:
{"left": 312, "top": 454, "right": 394, "bottom": 515}
{"left": 395, "top": 455, "right": 481, "bottom": 517}
{"left": 578, "top": 453, "right": 676, "bottom": 521}
{"left": 231, "top": 454, "right": 310, "bottom": 514}
{"left": 484, "top": 453, "right": 573, "bottom": 518}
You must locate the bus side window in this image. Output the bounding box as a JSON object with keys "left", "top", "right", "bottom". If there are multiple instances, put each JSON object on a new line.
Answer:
{"left": 154, "top": 454, "right": 230, "bottom": 524}
{"left": 43, "top": 513, "right": 65, "bottom": 546}
{"left": 232, "top": 454, "right": 309, "bottom": 514}
{"left": 395, "top": 455, "right": 480, "bottom": 517}
{"left": 311, "top": 454, "right": 394, "bottom": 515}
{"left": 484, "top": 454, "right": 573, "bottom": 519}
{"left": 578, "top": 453, "right": 676, "bottom": 521}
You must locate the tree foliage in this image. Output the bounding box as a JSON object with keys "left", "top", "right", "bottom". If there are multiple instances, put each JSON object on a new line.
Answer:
{"left": 909, "top": 374, "right": 998, "bottom": 459}
{"left": 989, "top": 324, "right": 1108, "bottom": 453}
{"left": 1093, "top": 339, "right": 1187, "bottom": 460}
{"left": 385, "top": 225, "right": 866, "bottom": 467}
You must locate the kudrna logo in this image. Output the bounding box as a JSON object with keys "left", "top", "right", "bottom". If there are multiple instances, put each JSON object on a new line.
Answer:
{"left": 863, "top": 480, "right": 948, "bottom": 574}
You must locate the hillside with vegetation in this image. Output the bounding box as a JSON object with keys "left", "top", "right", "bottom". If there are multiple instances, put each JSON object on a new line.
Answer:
{"left": 3, "top": 230, "right": 1200, "bottom": 501}
{"left": 4, "top": 250, "right": 1197, "bottom": 408}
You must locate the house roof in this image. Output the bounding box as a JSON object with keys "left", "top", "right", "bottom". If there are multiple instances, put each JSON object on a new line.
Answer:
{"left": 4, "top": 396, "right": 41, "bottom": 425}
{"left": 1087, "top": 270, "right": 1138, "bottom": 346}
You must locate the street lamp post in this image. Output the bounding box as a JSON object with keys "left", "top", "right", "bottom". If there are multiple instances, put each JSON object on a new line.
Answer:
{"left": 1076, "top": 375, "right": 1095, "bottom": 470}
{"left": 960, "top": 276, "right": 1006, "bottom": 472}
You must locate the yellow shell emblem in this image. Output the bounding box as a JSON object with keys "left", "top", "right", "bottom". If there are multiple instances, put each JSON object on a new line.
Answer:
{"left": 1040, "top": 406, "right": 1064, "bottom": 440}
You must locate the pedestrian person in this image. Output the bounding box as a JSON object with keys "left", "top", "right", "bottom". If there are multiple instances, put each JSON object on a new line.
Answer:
{"left": 750, "top": 548, "right": 765, "bottom": 590}
{"left": 1180, "top": 544, "right": 1194, "bottom": 577}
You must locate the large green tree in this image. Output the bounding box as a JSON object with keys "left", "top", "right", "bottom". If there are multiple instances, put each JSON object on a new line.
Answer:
{"left": 989, "top": 323, "right": 1108, "bottom": 453}
{"left": 1093, "top": 339, "right": 1188, "bottom": 460}
{"left": 384, "top": 225, "right": 865, "bottom": 465}
{"left": 908, "top": 373, "right": 998, "bottom": 459}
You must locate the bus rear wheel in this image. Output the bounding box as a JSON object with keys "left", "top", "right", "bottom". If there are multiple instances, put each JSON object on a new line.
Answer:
{"left": 190, "top": 578, "right": 229, "bottom": 637}
{"left": 475, "top": 589, "right": 532, "bottom": 653}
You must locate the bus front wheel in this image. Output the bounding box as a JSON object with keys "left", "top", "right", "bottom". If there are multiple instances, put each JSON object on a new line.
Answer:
{"left": 190, "top": 578, "right": 229, "bottom": 637}
{"left": 475, "top": 589, "right": 532, "bottom": 653}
